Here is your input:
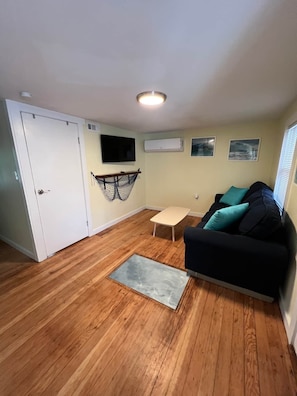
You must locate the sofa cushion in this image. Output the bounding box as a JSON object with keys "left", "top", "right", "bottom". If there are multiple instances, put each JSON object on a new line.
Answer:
{"left": 239, "top": 188, "right": 281, "bottom": 239}
{"left": 242, "top": 181, "right": 271, "bottom": 201}
{"left": 219, "top": 186, "right": 249, "bottom": 206}
{"left": 204, "top": 203, "right": 249, "bottom": 231}
{"left": 200, "top": 201, "right": 229, "bottom": 224}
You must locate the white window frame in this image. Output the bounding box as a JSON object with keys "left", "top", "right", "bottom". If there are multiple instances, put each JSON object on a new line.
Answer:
{"left": 274, "top": 123, "right": 297, "bottom": 210}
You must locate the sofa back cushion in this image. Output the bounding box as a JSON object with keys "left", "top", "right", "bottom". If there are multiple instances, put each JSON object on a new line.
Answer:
{"left": 239, "top": 187, "right": 281, "bottom": 239}
{"left": 242, "top": 181, "right": 270, "bottom": 201}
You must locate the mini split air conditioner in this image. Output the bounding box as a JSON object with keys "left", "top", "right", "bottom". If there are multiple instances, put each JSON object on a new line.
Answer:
{"left": 144, "top": 138, "right": 184, "bottom": 152}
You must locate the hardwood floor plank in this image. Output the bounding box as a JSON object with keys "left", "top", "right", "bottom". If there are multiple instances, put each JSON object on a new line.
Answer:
{"left": 0, "top": 210, "right": 296, "bottom": 395}
{"left": 267, "top": 302, "right": 297, "bottom": 395}
{"left": 178, "top": 283, "right": 220, "bottom": 395}
{"left": 57, "top": 294, "right": 147, "bottom": 395}
{"left": 107, "top": 303, "right": 165, "bottom": 395}
{"left": 196, "top": 286, "right": 226, "bottom": 396}
{"left": 244, "top": 295, "right": 260, "bottom": 396}
{"left": 212, "top": 288, "right": 235, "bottom": 396}
{"left": 229, "top": 292, "right": 245, "bottom": 395}
{"left": 41, "top": 286, "right": 136, "bottom": 394}
{"left": 0, "top": 281, "right": 129, "bottom": 394}
{"left": 0, "top": 247, "right": 129, "bottom": 341}
{"left": 149, "top": 279, "right": 209, "bottom": 396}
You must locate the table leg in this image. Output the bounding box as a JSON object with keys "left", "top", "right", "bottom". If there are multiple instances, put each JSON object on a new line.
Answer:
{"left": 172, "top": 226, "right": 175, "bottom": 242}
{"left": 153, "top": 223, "right": 156, "bottom": 237}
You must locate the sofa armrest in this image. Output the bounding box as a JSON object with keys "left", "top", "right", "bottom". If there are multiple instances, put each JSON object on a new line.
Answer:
{"left": 183, "top": 226, "right": 288, "bottom": 297}
{"left": 214, "top": 193, "right": 224, "bottom": 203}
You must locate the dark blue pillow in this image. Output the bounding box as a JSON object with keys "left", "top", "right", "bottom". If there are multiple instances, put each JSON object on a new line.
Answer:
{"left": 243, "top": 181, "right": 271, "bottom": 201}
{"left": 239, "top": 190, "right": 281, "bottom": 239}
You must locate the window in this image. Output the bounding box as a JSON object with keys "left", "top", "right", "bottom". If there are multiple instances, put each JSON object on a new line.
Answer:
{"left": 274, "top": 123, "right": 297, "bottom": 209}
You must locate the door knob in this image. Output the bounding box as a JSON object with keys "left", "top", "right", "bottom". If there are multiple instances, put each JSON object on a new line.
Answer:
{"left": 37, "top": 189, "right": 50, "bottom": 195}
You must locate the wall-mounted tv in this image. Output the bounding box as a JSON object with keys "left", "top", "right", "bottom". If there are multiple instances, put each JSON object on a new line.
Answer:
{"left": 100, "top": 134, "right": 136, "bottom": 163}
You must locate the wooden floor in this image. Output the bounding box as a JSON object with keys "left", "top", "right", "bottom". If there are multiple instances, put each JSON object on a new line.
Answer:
{"left": 0, "top": 209, "right": 297, "bottom": 396}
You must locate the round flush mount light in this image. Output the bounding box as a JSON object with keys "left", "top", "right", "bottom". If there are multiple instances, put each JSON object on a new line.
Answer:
{"left": 20, "top": 91, "right": 32, "bottom": 98}
{"left": 136, "top": 91, "right": 167, "bottom": 106}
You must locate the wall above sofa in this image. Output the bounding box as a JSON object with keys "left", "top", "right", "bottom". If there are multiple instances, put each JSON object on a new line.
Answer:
{"left": 144, "top": 120, "right": 280, "bottom": 216}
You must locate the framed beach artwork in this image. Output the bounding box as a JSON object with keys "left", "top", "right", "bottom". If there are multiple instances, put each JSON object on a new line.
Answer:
{"left": 191, "top": 137, "right": 216, "bottom": 157}
{"left": 228, "top": 138, "right": 260, "bottom": 161}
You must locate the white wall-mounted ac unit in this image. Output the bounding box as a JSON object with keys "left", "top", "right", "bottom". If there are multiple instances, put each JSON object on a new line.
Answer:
{"left": 144, "top": 138, "right": 184, "bottom": 152}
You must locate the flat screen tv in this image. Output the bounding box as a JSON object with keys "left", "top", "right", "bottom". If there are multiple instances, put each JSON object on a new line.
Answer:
{"left": 100, "top": 134, "right": 136, "bottom": 163}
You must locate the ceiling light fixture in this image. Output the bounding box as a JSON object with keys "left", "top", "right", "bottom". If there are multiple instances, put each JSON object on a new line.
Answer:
{"left": 136, "top": 91, "right": 167, "bottom": 106}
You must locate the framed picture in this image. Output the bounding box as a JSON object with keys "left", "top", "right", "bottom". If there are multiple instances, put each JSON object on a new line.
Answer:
{"left": 228, "top": 138, "right": 260, "bottom": 161}
{"left": 191, "top": 137, "right": 216, "bottom": 157}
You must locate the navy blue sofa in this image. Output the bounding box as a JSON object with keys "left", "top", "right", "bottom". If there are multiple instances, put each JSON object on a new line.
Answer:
{"left": 184, "top": 181, "right": 293, "bottom": 302}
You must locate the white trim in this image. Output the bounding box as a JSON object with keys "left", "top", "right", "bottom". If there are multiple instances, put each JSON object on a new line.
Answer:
{"left": 5, "top": 99, "right": 91, "bottom": 262}
{"left": 0, "top": 233, "right": 37, "bottom": 262}
{"left": 76, "top": 121, "right": 92, "bottom": 236}
{"left": 279, "top": 279, "right": 297, "bottom": 344}
{"left": 279, "top": 290, "right": 292, "bottom": 341}
{"left": 91, "top": 205, "right": 203, "bottom": 237}
{"left": 90, "top": 206, "right": 145, "bottom": 235}
{"left": 145, "top": 205, "right": 204, "bottom": 218}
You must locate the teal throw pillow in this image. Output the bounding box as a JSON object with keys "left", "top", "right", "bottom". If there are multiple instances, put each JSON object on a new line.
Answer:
{"left": 219, "top": 186, "right": 248, "bottom": 206}
{"left": 204, "top": 202, "right": 249, "bottom": 231}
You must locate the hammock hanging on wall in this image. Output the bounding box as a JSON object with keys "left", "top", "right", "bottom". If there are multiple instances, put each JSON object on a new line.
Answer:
{"left": 91, "top": 169, "right": 141, "bottom": 201}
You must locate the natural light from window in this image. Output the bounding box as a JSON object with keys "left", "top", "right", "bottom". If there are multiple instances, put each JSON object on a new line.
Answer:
{"left": 274, "top": 123, "right": 297, "bottom": 210}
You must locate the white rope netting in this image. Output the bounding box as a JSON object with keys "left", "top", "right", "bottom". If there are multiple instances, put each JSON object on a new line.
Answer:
{"left": 92, "top": 171, "right": 140, "bottom": 201}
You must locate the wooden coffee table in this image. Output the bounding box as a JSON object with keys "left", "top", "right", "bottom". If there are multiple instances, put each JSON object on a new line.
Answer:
{"left": 150, "top": 206, "right": 190, "bottom": 241}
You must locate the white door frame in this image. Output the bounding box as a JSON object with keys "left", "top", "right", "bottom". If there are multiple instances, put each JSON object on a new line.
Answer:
{"left": 5, "top": 99, "right": 92, "bottom": 262}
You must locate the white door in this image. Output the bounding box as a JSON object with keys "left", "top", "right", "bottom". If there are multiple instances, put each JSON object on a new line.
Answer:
{"left": 21, "top": 112, "right": 88, "bottom": 256}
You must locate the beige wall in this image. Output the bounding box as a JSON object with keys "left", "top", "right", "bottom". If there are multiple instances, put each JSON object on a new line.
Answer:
{"left": 144, "top": 120, "right": 279, "bottom": 216}
{"left": 278, "top": 99, "right": 297, "bottom": 336}
{"left": 83, "top": 124, "right": 146, "bottom": 234}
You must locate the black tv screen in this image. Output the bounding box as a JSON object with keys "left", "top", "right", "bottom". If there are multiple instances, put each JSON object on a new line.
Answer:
{"left": 100, "top": 134, "right": 136, "bottom": 163}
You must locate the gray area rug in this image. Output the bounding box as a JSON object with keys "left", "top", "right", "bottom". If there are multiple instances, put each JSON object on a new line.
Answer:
{"left": 109, "top": 254, "right": 189, "bottom": 309}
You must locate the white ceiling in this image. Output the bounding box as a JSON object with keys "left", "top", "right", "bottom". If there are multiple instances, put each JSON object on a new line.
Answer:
{"left": 1, "top": 0, "right": 297, "bottom": 133}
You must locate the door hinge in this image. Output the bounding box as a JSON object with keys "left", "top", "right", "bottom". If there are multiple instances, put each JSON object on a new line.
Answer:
{"left": 78, "top": 137, "right": 80, "bottom": 144}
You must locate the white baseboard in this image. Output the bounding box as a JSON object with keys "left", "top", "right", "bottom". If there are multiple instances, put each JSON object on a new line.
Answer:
{"left": 91, "top": 206, "right": 146, "bottom": 235}
{"left": 189, "top": 211, "right": 204, "bottom": 218}
{"left": 0, "top": 234, "right": 37, "bottom": 261}
{"left": 279, "top": 293, "right": 291, "bottom": 342}
{"left": 145, "top": 205, "right": 165, "bottom": 212}
{"left": 91, "top": 205, "right": 204, "bottom": 236}
{"left": 278, "top": 288, "right": 297, "bottom": 344}
{"left": 145, "top": 205, "right": 204, "bottom": 218}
